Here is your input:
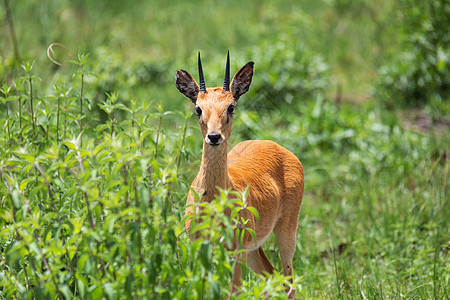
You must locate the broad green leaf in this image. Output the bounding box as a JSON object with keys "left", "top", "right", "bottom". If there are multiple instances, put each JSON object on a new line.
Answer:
{"left": 19, "top": 154, "right": 35, "bottom": 163}
{"left": 75, "top": 274, "right": 87, "bottom": 298}
{"left": 19, "top": 177, "right": 34, "bottom": 191}
{"left": 245, "top": 228, "right": 258, "bottom": 248}
{"left": 59, "top": 284, "right": 73, "bottom": 300}
{"left": 103, "top": 283, "right": 115, "bottom": 300}
{"left": 62, "top": 142, "right": 76, "bottom": 150}
{"left": 199, "top": 241, "right": 211, "bottom": 269}
{"left": 71, "top": 217, "right": 84, "bottom": 235}
{"left": 11, "top": 189, "right": 21, "bottom": 208}
{"left": 246, "top": 207, "right": 260, "bottom": 222}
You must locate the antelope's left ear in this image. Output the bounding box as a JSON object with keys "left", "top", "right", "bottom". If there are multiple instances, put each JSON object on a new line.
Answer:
{"left": 231, "top": 62, "right": 254, "bottom": 101}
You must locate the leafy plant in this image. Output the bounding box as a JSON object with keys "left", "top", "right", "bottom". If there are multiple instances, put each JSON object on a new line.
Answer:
{"left": 241, "top": 39, "right": 329, "bottom": 111}
{"left": 376, "top": 0, "right": 449, "bottom": 107}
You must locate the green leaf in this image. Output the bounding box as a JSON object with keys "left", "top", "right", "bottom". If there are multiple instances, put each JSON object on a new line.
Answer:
{"left": 62, "top": 142, "right": 77, "bottom": 150}
{"left": 75, "top": 274, "right": 87, "bottom": 298}
{"left": 103, "top": 283, "right": 115, "bottom": 300}
{"left": 245, "top": 228, "right": 258, "bottom": 248}
{"left": 246, "top": 207, "right": 260, "bottom": 222}
{"left": 29, "top": 242, "right": 40, "bottom": 257}
{"left": 11, "top": 189, "right": 21, "bottom": 208}
{"left": 19, "top": 154, "right": 36, "bottom": 163}
{"left": 19, "top": 178, "right": 34, "bottom": 191}
{"left": 59, "top": 284, "right": 73, "bottom": 300}
{"left": 77, "top": 254, "right": 89, "bottom": 273}
{"left": 199, "top": 241, "right": 211, "bottom": 269}
{"left": 71, "top": 217, "right": 84, "bottom": 235}
{"left": 105, "top": 215, "right": 118, "bottom": 233}
{"left": 119, "top": 207, "right": 140, "bottom": 217}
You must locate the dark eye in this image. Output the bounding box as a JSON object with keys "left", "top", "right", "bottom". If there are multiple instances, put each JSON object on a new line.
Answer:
{"left": 227, "top": 104, "right": 235, "bottom": 115}
{"left": 195, "top": 106, "right": 202, "bottom": 117}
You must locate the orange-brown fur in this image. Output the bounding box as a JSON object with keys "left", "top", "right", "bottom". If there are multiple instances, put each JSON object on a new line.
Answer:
{"left": 177, "top": 60, "right": 304, "bottom": 299}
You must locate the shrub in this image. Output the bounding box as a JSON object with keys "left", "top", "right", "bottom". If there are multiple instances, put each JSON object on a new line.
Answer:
{"left": 376, "top": 0, "right": 449, "bottom": 107}
{"left": 241, "top": 39, "right": 329, "bottom": 111}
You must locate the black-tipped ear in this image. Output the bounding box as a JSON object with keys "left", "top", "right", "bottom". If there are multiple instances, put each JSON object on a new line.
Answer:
{"left": 231, "top": 62, "right": 254, "bottom": 101}
{"left": 176, "top": 70, "right": 199, "bottom": 103}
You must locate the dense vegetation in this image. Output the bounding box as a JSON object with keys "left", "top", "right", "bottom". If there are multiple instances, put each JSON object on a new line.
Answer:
{"left": 1, "top": 0, "right": 448, "bottom": 299}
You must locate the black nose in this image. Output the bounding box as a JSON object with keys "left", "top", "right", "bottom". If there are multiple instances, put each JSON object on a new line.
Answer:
{"left": 208, "top": 133, "right": 221, "bottom": 144}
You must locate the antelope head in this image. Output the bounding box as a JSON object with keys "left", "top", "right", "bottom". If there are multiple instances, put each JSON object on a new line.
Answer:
{"left": 176, "top": 52, "right": 254, "bottom": 147}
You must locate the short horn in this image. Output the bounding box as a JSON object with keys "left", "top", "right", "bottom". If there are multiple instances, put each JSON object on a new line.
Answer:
{"left": 198, "top": 52, "right": 207, "bottom": 94}
{"left": 222, "top": 50, "right": 230, "bottom": 92}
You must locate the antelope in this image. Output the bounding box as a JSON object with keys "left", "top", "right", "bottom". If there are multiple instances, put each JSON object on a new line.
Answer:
{"left": 176, "top": 52, "right": 304, "bottom": 298}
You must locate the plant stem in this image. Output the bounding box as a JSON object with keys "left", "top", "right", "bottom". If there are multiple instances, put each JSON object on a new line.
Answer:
{"left": 57, "top": 95, "right": 60, "bottom": 141}
{"left": 154, "top": 115, "right": 162, "bottom": 158}
{"left": 147, "top": 166, "right": 153, "bottom": 208}
{"left": 46, "top": 107, "right": 49, "bottom": 142}
{"left": 3, "top": 0, "right": 20, "bottom": 64}
{"left": 229, "top": 206, "right": 245, "bottom": 300}
{"left": 34, "top": 162, "right": 56, "bottom": 210}
{"left": 131, "top": 168, "right": 144, "bottom": 264}
{"left": 200, "top": 276, "right": 205, "bottom": 300}
{"left": 432, "top": 224, "right": 440, "bottom": 299}
{"left": 176, "top": 117, "right": 188, "bottom": 171}
{"left": 80, "top": 73, "right": 83, "bottom": 128}
{"left": 122, "top": 164, "right": 130, "bottom": 208}
{"left": 79, "top": 73, "right": 84, "bottom": 146}
{"left": 331, "top": 233, "right": 342, "bottom": 299}
{"left": 110, "top": 109, "right": 114, "bottom": 137}
{"left": 131, "top": 168, "right": 140, "bottom": 208}
{"left": 5, "top": 102, "right": 11, "bottom": 145}
{"left": 64, "top": 94, "right": 67, "bottom": 139}
{"left": 28, "top": 76, "right": 35, "bottom": 138}
{"left": 0, "top": 166, "right": 16, "bottom": 222}
{"left": 17, "top": 90, "right": 22, "bottom": 142}
{"left": 84, "top": 191, "right": 95, "bottom": 228}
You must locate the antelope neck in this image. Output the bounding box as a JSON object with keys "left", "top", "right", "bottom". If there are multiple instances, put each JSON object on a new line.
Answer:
{"left": 198, "top": 140, "right": 231, "bottom": 202}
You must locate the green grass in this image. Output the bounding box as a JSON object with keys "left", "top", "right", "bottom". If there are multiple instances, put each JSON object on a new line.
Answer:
{"left": 1, "top": 0, "right": 449, "bottom": 299}
{"left": 236, "top": 98, "right": 449, "bottom": 298}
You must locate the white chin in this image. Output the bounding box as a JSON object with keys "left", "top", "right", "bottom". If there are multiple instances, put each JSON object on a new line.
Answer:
{"left": 206, "top": 141, "right": 222, "bottom": 146}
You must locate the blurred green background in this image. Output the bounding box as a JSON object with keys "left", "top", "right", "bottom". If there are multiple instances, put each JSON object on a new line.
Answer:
{"left": 1, "top": 0, "right": 449, "bottom": 298}
{"left": 3, "top": 0, "right": 448, "bottom": 111}
{"left": 0, "top": 0, "right": 397, "bottom": 102}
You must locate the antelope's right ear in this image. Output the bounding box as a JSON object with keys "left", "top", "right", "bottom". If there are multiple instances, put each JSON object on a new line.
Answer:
{"left": 176, "top": 70, "right": 199, "bottom": 103}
